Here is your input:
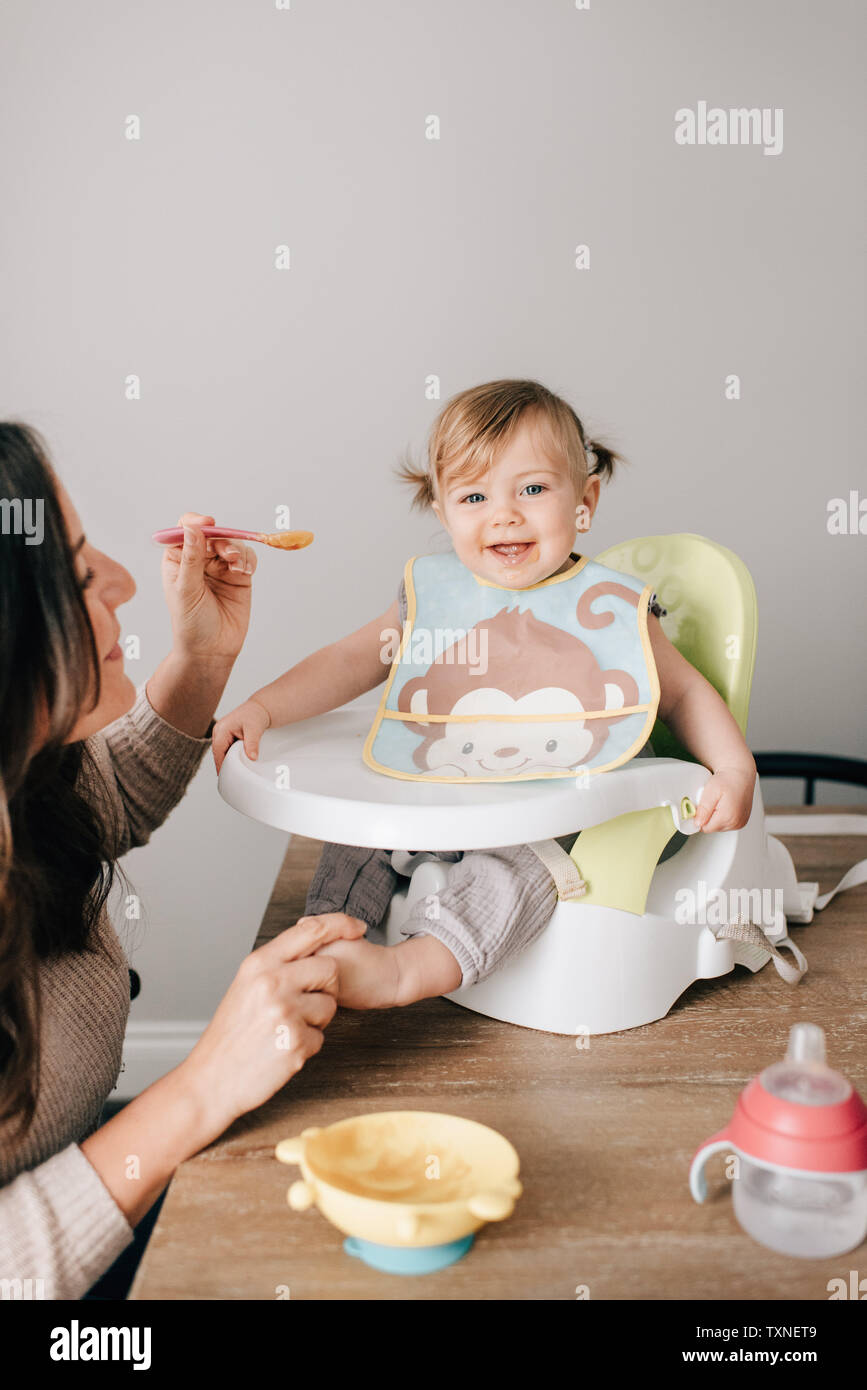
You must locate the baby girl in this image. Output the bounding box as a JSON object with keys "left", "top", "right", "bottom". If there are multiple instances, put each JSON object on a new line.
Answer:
{"left": 212, "top": 379, "right": 757, "bottom": 1009}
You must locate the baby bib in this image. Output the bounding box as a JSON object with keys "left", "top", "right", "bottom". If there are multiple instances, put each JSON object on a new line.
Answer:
{"left": 363, "top": 551, "right": 661, "bottom": 784}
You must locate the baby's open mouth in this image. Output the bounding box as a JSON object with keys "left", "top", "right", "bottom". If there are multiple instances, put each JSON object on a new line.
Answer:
{"left": 487, "top": 542, "right": 534, "bottom": 563}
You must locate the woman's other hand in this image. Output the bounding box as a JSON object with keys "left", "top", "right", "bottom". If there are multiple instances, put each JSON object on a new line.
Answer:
{"left": 80, "top": 913, "right": 368, "bottom": 1228}
{"left": 177, "top": 914, "right": 368, "bottom": 1138}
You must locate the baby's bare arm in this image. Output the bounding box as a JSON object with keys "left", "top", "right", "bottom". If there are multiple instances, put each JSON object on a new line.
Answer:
{"left": 648, "top": 614, "right": 755, "bottom": 776}
{"left": 252, "top": 597, "right": 400, "bottom": 727}
{"left": 648, "top": 613, "right": 756, "bottom": 829}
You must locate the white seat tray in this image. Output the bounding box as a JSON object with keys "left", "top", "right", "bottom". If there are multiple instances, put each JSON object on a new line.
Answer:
{"left": 217, "top": 706, "right": 710, "bottom": 851}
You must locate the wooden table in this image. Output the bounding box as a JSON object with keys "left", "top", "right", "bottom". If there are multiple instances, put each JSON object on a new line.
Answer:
{"left": 130, "top": 807, "right": 867, "bottom": 1300}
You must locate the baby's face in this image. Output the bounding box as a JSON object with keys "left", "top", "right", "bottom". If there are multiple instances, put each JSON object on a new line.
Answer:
{"left": 431, "top": 414, "right": 597, "bottom": 590}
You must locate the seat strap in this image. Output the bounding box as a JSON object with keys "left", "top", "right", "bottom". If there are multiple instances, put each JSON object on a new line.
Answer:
{"left": 765, "top": 813, "right": 867, "bottom": 913}
{"left": 713, "top": 920, "right": 809, "bottom": 984}
{"left": 525, "top": 839, "right": 587, "bottom": 900}
{"left": 814, "top": 860, "right": 867, "bottom": 910}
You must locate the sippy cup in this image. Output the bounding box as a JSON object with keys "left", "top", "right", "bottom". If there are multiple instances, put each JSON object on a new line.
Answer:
{"left": 690, "top": 1023, "right": 867, "bottom": 1258}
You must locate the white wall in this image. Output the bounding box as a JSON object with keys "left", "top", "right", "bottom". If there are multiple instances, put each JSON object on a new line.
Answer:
{"left": 1, "top": 0, "right": 864, "bottom": 1095}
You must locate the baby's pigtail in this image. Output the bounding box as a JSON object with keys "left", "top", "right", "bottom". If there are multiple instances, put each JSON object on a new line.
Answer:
{"left": 394, "top": 445, "right": 436, "bottom": 511}
{"left": 584, "top": 435, "right": 625, "bottom": 484}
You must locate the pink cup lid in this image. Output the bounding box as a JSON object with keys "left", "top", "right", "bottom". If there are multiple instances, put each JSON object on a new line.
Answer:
{"left": 697, "top": 1024, "right": 867, "bottom": 1174}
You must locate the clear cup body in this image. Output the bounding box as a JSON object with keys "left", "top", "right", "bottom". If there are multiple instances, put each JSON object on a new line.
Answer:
{"left": 732, "top": 1155, "right": 867, "bottom": 1258}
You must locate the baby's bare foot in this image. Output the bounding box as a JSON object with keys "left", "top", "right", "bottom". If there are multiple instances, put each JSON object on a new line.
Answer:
{"left": 313, "top": 935, "right": 402, "bottom": 1009}
{"left": 300, "top": 915, "right": 462, "bottom": 1009}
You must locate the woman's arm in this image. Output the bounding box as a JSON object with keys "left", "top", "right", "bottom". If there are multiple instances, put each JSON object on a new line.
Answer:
{"left": 0, "top": 916, "right": 365, "bottom": 1299}
{"left": 0, "top": 1144, "right": 135, "bottom": 1301}
{"left": 80, "top": 916, "right": 363, "bottom": 1227}
{"left": 82, "top": 516, "right": 256, "bottom": 852}
{"left": 93, "top": 651, "right": 235, "bottom": 854}
{"left": 79, "top": 1063, "right": 225, "bottom": 1230}
{"left": 145, "top": 651, "right": 235, "bottom": 738}
{"left": 87, "top": 683, "right": 214, "bottom": 857}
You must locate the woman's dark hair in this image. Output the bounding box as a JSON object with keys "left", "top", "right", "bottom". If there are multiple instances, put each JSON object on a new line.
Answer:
{"left": 0, "top": 422, "right": 117, "bottom": 1138}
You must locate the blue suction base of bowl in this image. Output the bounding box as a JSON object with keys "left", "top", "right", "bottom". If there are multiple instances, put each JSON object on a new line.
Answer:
{"left": 343, "top": 1234, "right": 474, "bottom": 1274}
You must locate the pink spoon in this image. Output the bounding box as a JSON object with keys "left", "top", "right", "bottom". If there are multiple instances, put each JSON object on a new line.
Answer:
{"left": 152, "top": 525, "right": 313, "bottom": 551}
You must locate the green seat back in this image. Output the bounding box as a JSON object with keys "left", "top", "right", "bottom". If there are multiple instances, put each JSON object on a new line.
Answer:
{"left": 594, "top": 533, "right": 758, "bottom": 764}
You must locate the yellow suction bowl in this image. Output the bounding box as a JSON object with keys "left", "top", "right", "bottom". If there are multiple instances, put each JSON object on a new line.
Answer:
{"left": 276, "top": 1111, "right": 522, "bottom": 1248}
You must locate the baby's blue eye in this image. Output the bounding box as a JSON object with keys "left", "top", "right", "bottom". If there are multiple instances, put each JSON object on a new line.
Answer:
{"left": 462, "top": 493, "right": 485, "bottom": 505}
{"left": 524, "top": 483, "right": 545, "bottom": 496}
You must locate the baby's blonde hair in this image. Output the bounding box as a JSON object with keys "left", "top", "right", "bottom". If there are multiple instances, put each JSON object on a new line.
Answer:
{"left": 396, "top": 378, "right": 625, "bottom": 510}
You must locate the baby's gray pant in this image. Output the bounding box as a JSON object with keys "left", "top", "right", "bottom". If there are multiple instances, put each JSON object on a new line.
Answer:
{"left": 304, "top": 841, "right": 562, "bottom": 988}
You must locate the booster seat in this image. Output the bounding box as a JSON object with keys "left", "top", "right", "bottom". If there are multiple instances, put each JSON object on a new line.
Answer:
{"left": 219, "top": 534, "right": 833, "bottom": 1036}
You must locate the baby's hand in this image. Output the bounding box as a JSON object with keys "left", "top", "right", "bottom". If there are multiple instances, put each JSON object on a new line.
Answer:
{"left": 212, "top": 698, "right": 271, "bottom": 772}
{"left": 694, "top": 765, "right": 756, "bottom": 832}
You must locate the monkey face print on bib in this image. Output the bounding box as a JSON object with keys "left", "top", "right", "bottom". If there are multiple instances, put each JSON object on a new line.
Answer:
{"left": 363, "top": 551, "right": 661, "bottom": 784}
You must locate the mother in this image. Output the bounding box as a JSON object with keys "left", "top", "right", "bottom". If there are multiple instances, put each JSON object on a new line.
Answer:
{"left": 0, "top": 423, "right": 364, "bottom": 1298}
